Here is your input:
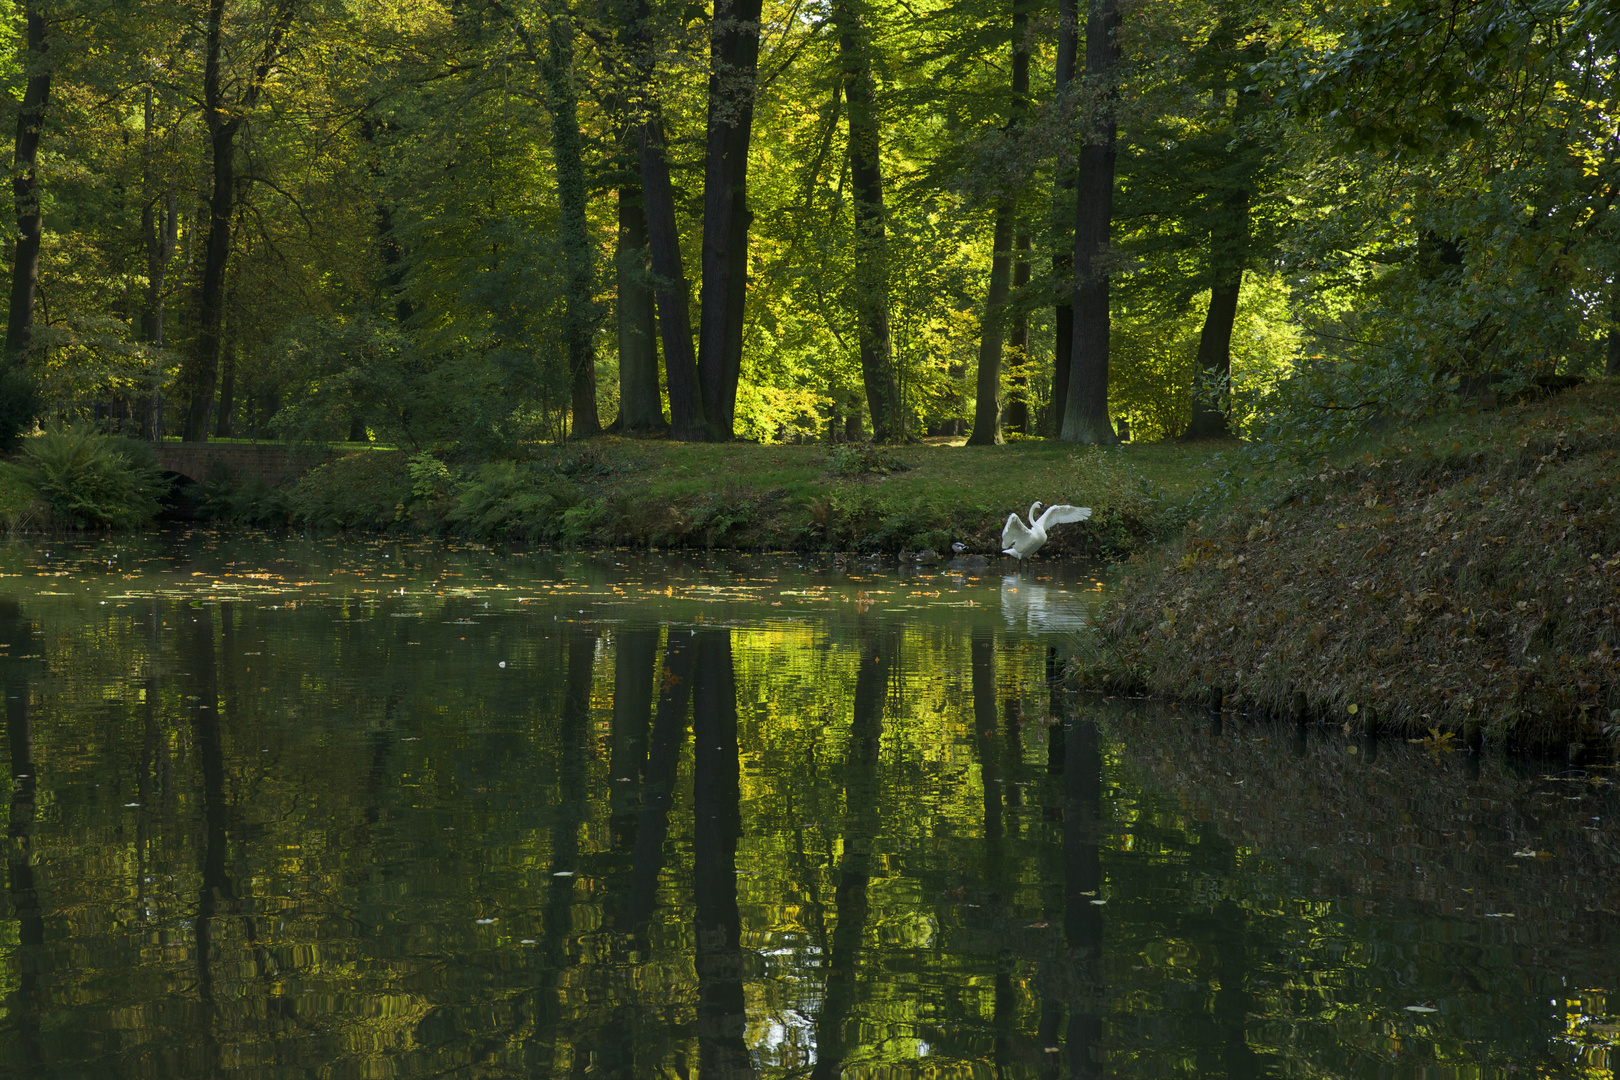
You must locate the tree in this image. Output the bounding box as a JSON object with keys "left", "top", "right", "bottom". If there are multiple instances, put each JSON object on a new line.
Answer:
{"left": 5, "top": 0, "right": 53, "bottom": 364}
{"left": 497, "top": 0, "right": 602, "bottom": 438}
{"left": 966, "top": 0, "right": 1033, "bottom": 446}
{"left": 832, "top": 0, "right": 902, "bottom": 443}
{"left": 176, "top": 0, "right": 302, "bottom": 442}
{"left": 696, "top": 0, "right": 765, "bottom": 438}
{"left": 1059, "top": 0, "right": 1121, "bottom": 445}
{"left": 624, "top": 0, "right": 712, "bottom": 440}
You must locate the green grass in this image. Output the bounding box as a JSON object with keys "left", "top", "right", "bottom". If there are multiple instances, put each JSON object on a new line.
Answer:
{"left": 508, "top": 435, "right": 1231, "bottom": 556}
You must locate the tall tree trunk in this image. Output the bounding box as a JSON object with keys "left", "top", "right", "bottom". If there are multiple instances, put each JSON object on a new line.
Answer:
{"left": 697, "top": 0, "right": 764, "bottom": 439}
{"left": 968, "top": 207, "right": 1014, "bottom": 445}
{"left": 638, "top": 117, "right": 712, "bottom": 440}
{"left": 968, "top": 0, "right": 1031, "bottom": 446}
{"left": 616, "top": 180, "right": 665, "bottom": 429}
{"left": 1006, "top": 233, "right": 1032, "bottom": 432}
{"left": 185, "top": 109, "right": 235, "bottom": 442}
{"left": 621, "top": 0, "right": 711, "bottom": 440}
{"left": 177, "top": 0, "right": 298, "bottom": 443}
{"left": 1181, "top": 273, "right": 1242, "bottom": 439}
{"left": 141, "top": 86, "right": 179, "bottom": 440}
{"left": 833, "top": 0, "right": 902, "bottom": 443}
{"left": 214, "top": 288, "right": 236, "bottom": 438}
{"left": 539, "top": 3, "right": 601, "bottom": 438}
{"left": 5, "top": 2, "right": 51, "bottom": 363}
{"left": 1047, "top": 0, "right": 1076, "bottom": 435}
{"left": 1060, "top": 0, "right": 1122, "bottom": 445}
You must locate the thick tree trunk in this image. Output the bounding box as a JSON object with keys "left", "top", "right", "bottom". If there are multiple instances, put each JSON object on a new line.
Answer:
{"left": 1182, "top": 275, "right": 1241, "bottom": 439}
{"left": 697, "top": 0, "right": 764, "bottom": 439}
{"left": 638, "top": 118, "right": 712, "bottom": 440}
{"left": 1047, "top": 0, "right": 1077, "bottom": 436}
{"left": 1182, "top": 187, "right": 1248, "bottom": 440}
{"left": 1006, "top": 233, "right": 1032, "bottom": 433}
{"left": 833, "top": 0, "right": 902, "bottom": 443}
{"left": 616, "top": 183, "right": 665, "bottom": 429}
{"left": 540, "top": 6, "right": 600, "bottom": 439}
{"left": 177, "top": 0, "right": 297, "bottom": 443}
{"left": 184, "top": 114, "right": 236, "bottom": 443}
{"left": 5, "top": 3, "right": 51, "bottom": 363}
{"left": 967, "top": 206, "right": 1014, "bottom": 445}
{"left": 1060, "top": 0, "right": 1121, "bottom": 445}
{"left": 621, "top": 0, "right": 711, "bottom": 440}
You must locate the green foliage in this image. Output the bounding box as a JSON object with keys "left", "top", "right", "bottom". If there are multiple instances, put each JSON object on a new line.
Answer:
{"left": 826, "top": 445, "right": 913, "bottom": 478}
{"left": 447, "top": 461, "right": 585, "bottom": 543}
{"left": 0, "top": 461, "right": 48, "bottom": 533}
{"left": 20, "top": 423, "right": 169, "bottom": 529}
{"left": 288, "top": 452, "right": 413, "bottom": 531}
{"left": 0, "top": 364, "right": 40, "bottom": 452}
{"left": 201, "top": 471, "right": 292, "bottom": 527}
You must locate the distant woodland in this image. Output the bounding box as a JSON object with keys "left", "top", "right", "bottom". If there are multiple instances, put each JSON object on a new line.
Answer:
{"left": 0, "top": 0, "right": 1616, "bottom": 453}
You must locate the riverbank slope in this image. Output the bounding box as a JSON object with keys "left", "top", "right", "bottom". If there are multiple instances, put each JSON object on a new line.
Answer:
{"left": 1077, "top": 379, "right": 1620, "bottom": 751}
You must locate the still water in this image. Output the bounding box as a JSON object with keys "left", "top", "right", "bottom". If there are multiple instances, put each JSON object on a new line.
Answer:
{"left": 0, "top": 532, "right": 1617, "bottom": 1078}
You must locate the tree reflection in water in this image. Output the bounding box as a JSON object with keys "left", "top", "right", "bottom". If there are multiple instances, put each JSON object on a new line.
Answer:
{"left": 0, "top": 544, "right": 1614, "bottom": 1078}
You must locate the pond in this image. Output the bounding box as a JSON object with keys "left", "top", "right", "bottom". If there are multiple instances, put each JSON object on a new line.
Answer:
{"left": 0, "top": 532, "right": 1617, "bottom": 1078}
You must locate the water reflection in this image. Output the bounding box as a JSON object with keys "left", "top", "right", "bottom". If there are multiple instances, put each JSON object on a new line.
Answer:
{"left": 0, "top": 538, "right": 1614, "bottom": 1078}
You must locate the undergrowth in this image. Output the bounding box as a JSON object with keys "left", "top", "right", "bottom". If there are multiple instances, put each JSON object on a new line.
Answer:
{"left": 1078, "top": 380, "right": 1620, "bottom": 751}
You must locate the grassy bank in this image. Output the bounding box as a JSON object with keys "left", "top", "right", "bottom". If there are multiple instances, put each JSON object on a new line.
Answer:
{"left": 285, "top": 435, "right": 1225, "bottom": 558}
{"left": 1077, "top": 379, "right": 1620, "bottom": 751}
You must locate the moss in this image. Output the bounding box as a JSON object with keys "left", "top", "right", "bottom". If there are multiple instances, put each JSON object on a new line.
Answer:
{"left": 1078, "top": 379, "right": 1620, "bottom": 751}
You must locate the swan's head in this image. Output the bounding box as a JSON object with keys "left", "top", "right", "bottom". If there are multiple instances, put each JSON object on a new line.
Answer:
{"left": 951, "top": 541, "right": 968, "bottom": 553}
{"left": 1031, "top": 501, "right": 1044, "bottom": 514}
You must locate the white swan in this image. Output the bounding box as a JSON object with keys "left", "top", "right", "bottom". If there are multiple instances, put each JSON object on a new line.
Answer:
{"left": 1001, "top": 501, "right": 1092, "bottom": 560}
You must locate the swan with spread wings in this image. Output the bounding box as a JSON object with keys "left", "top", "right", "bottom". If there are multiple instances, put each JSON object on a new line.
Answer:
{"left": 1001, "top": 501, "right": 1092, "bottom": 560}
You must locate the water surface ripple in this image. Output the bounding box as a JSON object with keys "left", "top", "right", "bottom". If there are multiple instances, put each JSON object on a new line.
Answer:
{"left": 0, "top": 533, "right": 1615, "bottom": 1078}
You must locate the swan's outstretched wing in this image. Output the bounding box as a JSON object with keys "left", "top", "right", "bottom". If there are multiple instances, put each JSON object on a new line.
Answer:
{"left": 1036, "top": 504, "right": 1092, "bottom": 529}
{"left": 1001, "top": 512, "right": 1034, "bottom": 553}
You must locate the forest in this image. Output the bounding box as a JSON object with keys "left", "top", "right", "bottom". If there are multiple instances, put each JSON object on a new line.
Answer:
{"left": 0, "top": 0, "right": 1616, "bottom": 459}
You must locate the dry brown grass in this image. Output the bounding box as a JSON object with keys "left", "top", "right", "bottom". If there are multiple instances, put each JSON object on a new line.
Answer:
{"left": 1079, "top": 380, "right": 1620, "bottom": 751}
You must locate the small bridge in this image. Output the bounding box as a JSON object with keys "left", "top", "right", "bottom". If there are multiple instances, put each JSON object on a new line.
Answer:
{"left": 153, "top": 443, "right": 331, "bottom": 488}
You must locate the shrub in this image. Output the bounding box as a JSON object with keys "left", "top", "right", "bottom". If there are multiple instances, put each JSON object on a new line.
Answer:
{"left": 0, "top": 365, "right": 40, "bottom": 453}
{"left": 21, "top": 422, "right": 169, "bottom": 528}
{"left": 826, "top": 445, "right": 912, "bottom": 478}
{"left": 448, "top": 460, "right": 584, "bottom": 542}
{"left": 201, "top": 470, "right": 292, "bottom": 526}
{"left": 0, "top": 461, "right": 47, "bottom": 533}
{"left": 288, "top": 451, "right": 412, "bottom": 530}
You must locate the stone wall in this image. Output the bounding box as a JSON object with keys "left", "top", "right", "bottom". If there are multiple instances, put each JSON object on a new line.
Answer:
{"left": 154, "top": 443, "right": 329, "bottom": 488}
